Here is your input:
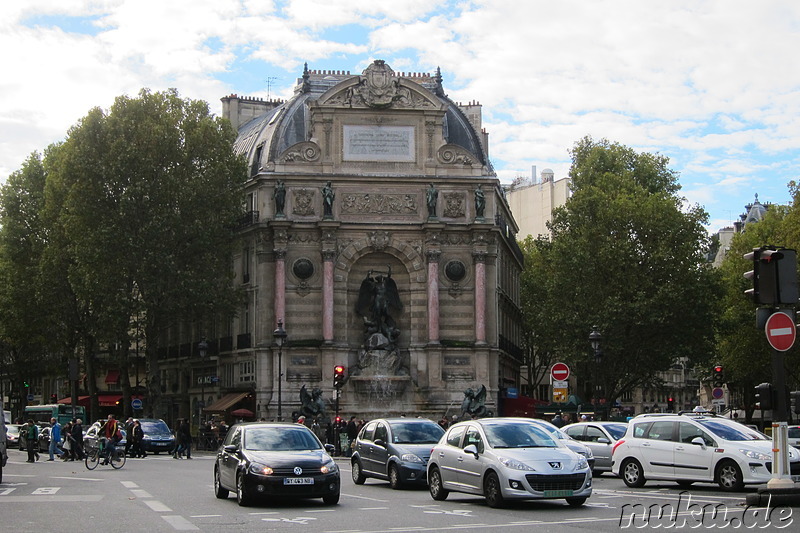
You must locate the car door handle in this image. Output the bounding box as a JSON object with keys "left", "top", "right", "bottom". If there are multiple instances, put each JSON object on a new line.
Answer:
{"left": 675, "top": 446, "right": 684, "bottom": 451}
{"left": 642, "top": 443, "right": 651, "bottom": 447}
{"left": 457, "top": 457, "right": 464, "bottom": 462}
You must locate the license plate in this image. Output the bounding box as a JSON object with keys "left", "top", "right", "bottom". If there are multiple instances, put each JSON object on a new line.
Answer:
{"left": 155, "top": 442, "right": 168, "bottom": 446}
{"left": 284, "top": 478, "right": 313, "bottom": 485}
{"left": 543, "top": 489, "right": 573, "bottom": 497}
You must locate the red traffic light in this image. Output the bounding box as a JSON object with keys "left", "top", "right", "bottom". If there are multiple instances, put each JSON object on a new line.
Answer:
{"left": 334, "top": 365, "right": 344, "bottom": 375}
{"left": 714, "top": 365, "right": 722, "bottom": 373}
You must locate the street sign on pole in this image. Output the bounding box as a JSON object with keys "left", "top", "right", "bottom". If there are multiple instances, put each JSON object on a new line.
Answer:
{"left": 551, "top": 362, "right": 570, "bottom": 382}
{"left": 765, "top": 311, "right": 796, "bottom": 352}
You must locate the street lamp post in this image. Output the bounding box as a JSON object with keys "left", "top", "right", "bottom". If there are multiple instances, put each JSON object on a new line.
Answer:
{"left": 589, "top": 326, "right": 603, "bottom": 419}
{"left": 198, "top": 339, "right": 208, "bottom": 424}
{"left": 272, "top": 319, "right": 287, "bottom": 421}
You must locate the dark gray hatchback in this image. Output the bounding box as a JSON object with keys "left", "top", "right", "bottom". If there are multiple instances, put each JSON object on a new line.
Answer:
{"left": 351, "top": 418, "right": 445, "bottom": 489}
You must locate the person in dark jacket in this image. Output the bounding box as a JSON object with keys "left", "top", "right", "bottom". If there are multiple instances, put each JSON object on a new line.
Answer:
{"left": 179, "top": 419, "right": 192, "bottom": 459}
{"left": 24, "top": 419, "right": 39, "bottom": 462}
{"left": 71, "top": 419, "right": 85, "bottom": 460}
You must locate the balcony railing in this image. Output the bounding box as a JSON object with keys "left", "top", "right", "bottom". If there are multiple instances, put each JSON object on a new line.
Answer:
{"left": 236, "top": 211, "right": 259, "bottom": 229}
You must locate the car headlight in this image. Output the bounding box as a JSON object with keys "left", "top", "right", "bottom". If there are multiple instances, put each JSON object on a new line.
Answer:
{"left": 575, "top": 455, "right": 589, "bottom": 470}
{"left": 401, "top": 453, "right": 424, "bottom": 463}
{"left": 739, "top": 449, "right": 771, "bottom": 461}
{"left": 249, "top": 462, "right": 273, "bottom": 475}
{"left": 321, "top": 459, "right": 338, "bottom": 474}
{"left": 498, "top": 456, "right": 535, "bottom": 471}
{"left": 583, "top": 447, "right": 593, "bottom": 459}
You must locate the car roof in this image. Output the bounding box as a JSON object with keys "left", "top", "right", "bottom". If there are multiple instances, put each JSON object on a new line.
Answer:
{"left": 370, "top": 417, "right": 439, "bottom": 424}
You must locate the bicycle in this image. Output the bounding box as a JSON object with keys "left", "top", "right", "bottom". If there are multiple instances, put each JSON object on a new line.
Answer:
{"left": 85, "top": 437, "right": 126, "bottom": 470}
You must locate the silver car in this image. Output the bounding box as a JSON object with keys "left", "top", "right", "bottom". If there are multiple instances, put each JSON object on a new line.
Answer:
{"left": 523, "top": 418, "right": 595, "bottom": 471}
{"left": 427, "top": 418, "right": 592, "bottom": 508}
{"left": 563, "top": 421, "right": 627, "bottom": 473}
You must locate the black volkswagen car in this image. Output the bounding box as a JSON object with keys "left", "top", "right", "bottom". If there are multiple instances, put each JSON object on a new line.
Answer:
{"left": 351, "top": 418, "right": 445, "bottom": 489}
{"left": 214, "top": 422, "right": 340, "bottom": 506}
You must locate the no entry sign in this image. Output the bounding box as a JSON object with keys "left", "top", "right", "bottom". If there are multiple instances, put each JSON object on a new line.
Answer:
{"left": 551, "top": 362, "right": 570, "bottom": 381}
{"left": 765, "top": 311, "right": 796, "bottom": 352}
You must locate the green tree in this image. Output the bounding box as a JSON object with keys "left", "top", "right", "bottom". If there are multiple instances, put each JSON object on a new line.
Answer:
{"left": 716, "top": 199, "right": 800, "bottom": 422}
{"left": 46, "top": 88, "right": 246, "bottom": 418}
{"left": 526, "top": 137, "right": 721, "bottom": 409}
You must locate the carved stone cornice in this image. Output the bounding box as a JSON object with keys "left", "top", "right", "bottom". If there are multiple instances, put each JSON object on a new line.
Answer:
{"left": 274, "top": 249, "right": 287, "bottom": 260}
{"left": 341, "top": 193, "right": 418, "bottom": 215}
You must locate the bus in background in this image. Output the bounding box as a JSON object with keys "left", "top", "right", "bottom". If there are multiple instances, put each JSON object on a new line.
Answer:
{"left": 24, "top": 404, "right": 86, "bottom": 426}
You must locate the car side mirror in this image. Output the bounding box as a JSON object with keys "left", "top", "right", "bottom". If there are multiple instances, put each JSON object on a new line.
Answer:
{"left": 690, "top": 437, "right": 706, "bottom": 447}
{"left": 223, "top": 444, "right": 238, "bottom": 453}
{"left": 463, "top": 444, "right": 479, "bottom": 458}
{"left": 324, "top": 443, "right": 335, "bottom": 454}
{"left": 374, "top": 439, "right": 386, "bottom": 448}
{"left": 597, "top": 437, "right": 610, "bottom": 444}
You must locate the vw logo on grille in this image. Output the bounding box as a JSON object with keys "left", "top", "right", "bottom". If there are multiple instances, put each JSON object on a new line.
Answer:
{"left": 294, "top": 466, "right": 303, "bottom": 475}
{"left": 548, "top": 462, "right": 562, "bottom": 469}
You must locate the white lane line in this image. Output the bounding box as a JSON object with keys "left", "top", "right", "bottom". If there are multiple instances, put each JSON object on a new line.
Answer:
{"left": 121, "top": 481, "right": 139, "bottom": 488}
{"left": 130, "top": 489, "right": 153, "bottom": 498}
{"left": 161, "top": 515, "right": 199, "bottom": 531}
{"left": 143, "top": 500, "right": 173, "bottom": 512}
{"left": 189, "top": 515, "right": 222, "bottom": 518}
{"left": 342, "top": 492, "right": 389, "bottom": 502}
{"left": 50, "top": 476, "right": 102, "bottom": 482}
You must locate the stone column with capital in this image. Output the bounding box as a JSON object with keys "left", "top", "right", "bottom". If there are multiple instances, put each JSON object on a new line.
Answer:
{"left": 322, "top": 249, "right": 336, "bottom": 342}
{"left": 473, "top": 251, "right": 487, "bottom": 344}
{"left": 427, "top": 250, "right": 441, "bottom": 344}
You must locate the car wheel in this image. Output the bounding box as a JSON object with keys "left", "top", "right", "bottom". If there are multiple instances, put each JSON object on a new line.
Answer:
{"left": 484, "top": 471, "right": 506, "bottom": 508}
{"left": 322, "top": 491, "right": 340, "bottom": 505}
{"left": 621, "top": 458, "right": 646, "bottom": 488}
{"left": 236, "top": 472, "right": 252, "bottom": 506}
{"left": 214, "top": 466, "right": 229, "bottom": 499}
{"left": 717, "top": 460, "right": 744, "bottom": 492}
{"left": 389, "top": 464, "right": 403, "bottom": 490}
{"left": 428, "top": 467, "right": 449, "bottom": 501}
{"left": 566, "top": 496, "right": 587, "bottom": 507}
{"left": 351, "top": 459, "right": 366, "bottom": 484}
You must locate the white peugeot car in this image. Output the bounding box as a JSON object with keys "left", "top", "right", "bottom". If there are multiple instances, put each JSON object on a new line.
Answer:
{"left": 612, "top": 413, "right": 800, "bottom": 491}
{"left": 427, "top": 418, "right": 592, "bottom": 508}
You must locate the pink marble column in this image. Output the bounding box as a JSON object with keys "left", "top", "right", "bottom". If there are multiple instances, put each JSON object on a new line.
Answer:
{"left": 274, "top": 249, "right": 286, "bottom": 325}
{"left": 322, "top": 250, "right": 335, "bottom": 342}
{"left": 474, "top": 252, "right": 487, "bottom": 344}
{"left": 427, "top": 250, "right": 441, "bottom": 343}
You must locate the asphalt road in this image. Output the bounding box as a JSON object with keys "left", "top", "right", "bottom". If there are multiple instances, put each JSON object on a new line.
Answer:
{"left": 1, "top": 447, "right": 795, "bottom": 532}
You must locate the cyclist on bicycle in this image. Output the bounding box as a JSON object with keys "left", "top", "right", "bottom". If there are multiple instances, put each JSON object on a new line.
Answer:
{"left": 99, "top": 414, "right": 122, "bottom": 465}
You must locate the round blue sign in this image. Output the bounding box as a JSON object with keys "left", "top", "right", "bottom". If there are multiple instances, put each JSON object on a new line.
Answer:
{"left": 712, "top": 387, "right": 724, "bottom": 400}
{"left": 131, "top": 398, "right": 143, "bottom": 409}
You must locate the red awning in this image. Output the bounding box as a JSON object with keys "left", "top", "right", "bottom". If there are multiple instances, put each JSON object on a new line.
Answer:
{"left": 105, "top": 370, "right": 120, "bottom": 384}
{"left": 57, "top": 396, "right": 90, "bottom": 407}
{"left": 97, "top": 394, "right": 122, "bottom": 406}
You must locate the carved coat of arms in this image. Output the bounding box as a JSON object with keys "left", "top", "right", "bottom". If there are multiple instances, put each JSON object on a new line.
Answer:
{"left": 359, "top": 60, "right": 399, "bottom": 108}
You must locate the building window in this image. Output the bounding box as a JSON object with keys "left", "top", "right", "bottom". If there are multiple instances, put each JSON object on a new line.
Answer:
{"left": 242, "top": 247, "right": 250, "bottom": 284}
{"left": 239, "top": 360, "right": 254, "bottom": 382}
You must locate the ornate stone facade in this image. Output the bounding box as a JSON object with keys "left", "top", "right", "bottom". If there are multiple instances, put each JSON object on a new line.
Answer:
{"left": 179, "top": 61, "right": 523, "bottom": 422}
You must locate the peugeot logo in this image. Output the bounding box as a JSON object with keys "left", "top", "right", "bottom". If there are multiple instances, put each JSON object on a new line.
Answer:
{"left": 548, "top": 462, "right": 562, "bottom": 469}
{"left": 294, "top": 466, "right": 303, "bottom": 475}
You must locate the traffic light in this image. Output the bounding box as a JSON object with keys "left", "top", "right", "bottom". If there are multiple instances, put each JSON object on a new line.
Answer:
{"left": 743, "top": 247, "right": 799, "bottom": 305}
{"left": 712, "top": 365, "right": 725, "bottom": 387}
{"left": 667, "top": 397, "right": 675, "bottom": 412}
{"left": 23, "top": 381, "right": 29, "bottom": 388}
{"left": 334, "top": 365, "right": 346, "bottom": 388}
{"left": 791, "top": 391, "right": 800, "bottom": 415}
{"left": 50, "top": 393, "right": 58, "bottom": 403}
{"left": 755, "top": 382, "right": 774, "bottom": 411}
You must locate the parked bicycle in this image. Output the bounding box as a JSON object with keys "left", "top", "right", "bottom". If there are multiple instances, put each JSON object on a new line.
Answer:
{"left": 85, "top": 437, "right": 125, "bottom": 470}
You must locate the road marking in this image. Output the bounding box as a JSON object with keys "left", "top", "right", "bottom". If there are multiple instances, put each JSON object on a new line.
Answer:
{"left": 32, "top": 487, "right": 60, "bottom": 495}
{"left": 189, "top": 515, "right": 221, "bottom": 518}
{"left": 161, "top": 515, "right": 199, "bottom": 531}
{"left": 144, "top": 500, "right": 173, "bottom": 512}
{"left": 0, "top": 488, "right": 18, "bottom": 495}
{"left": 0, "top": 495, "right": 103, "bottom": 502}
{"left": 306, "top": 509, "right": 337, "bottom": 513}
{"left": 121, "top": 481, "right": 139, "bottom": 488}
{"left": 130, "top": 489, "right": 153, "bottom": 498}
{"left": 261, "top": 516, "right": 318, "bottom": 524}
{"left": 342, "top": 492, "right": 389, "bottom": 502}
{"left": 358, "top": 507, "right": 389, "bottom": 510}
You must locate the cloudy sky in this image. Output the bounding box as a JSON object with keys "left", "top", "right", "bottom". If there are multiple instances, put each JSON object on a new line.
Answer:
{"left": 2, "top": 0, "right": 798, "bottom": 232}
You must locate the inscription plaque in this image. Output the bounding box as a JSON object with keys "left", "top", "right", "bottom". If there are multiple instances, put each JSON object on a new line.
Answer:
{"left": 343, "top": 125, "right": 415, "bottom": 162}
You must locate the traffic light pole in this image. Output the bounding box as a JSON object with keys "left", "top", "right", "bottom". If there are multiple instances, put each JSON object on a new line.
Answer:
{"left": 769, "top": 345, "right": 793, "bottom": 489}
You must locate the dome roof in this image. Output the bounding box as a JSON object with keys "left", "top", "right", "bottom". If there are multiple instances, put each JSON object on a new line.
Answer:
{"left": 226, "top": 61, "right": 491, "bottom": 176}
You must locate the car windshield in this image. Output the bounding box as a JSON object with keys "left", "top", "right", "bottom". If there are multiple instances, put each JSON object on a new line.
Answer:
{"left": 697, "top": 419, "right": 767, "bottom": 441}
{"left": 141, "top": 421, "right": 170, "bottom": 434}
{"left": 244, "top": 427, "right": 322, "bottom": 451}
{"left": 529, "top": 421, "right": 568, "bottom": 439}
{"left": 484, "top": 422, "right": 558, "bottom": 448}
{"left": 789, "top": 427, "right": 800, "bottom": 439}
{"left": 390, "top": 421, "right": 445, "bottom": 444}
{"left": 604, "top": 424, "right": 628, "bottom": 440}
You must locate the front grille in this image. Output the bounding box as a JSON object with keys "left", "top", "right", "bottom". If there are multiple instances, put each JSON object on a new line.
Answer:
{"left": 270, "top": 465, "right": 323, "bottom": 476}
{"left": 525, "top": 473, "right": 586, "bottom": 491}
{"left": 765, "top": 462, "right": 800, "bottom": 475}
